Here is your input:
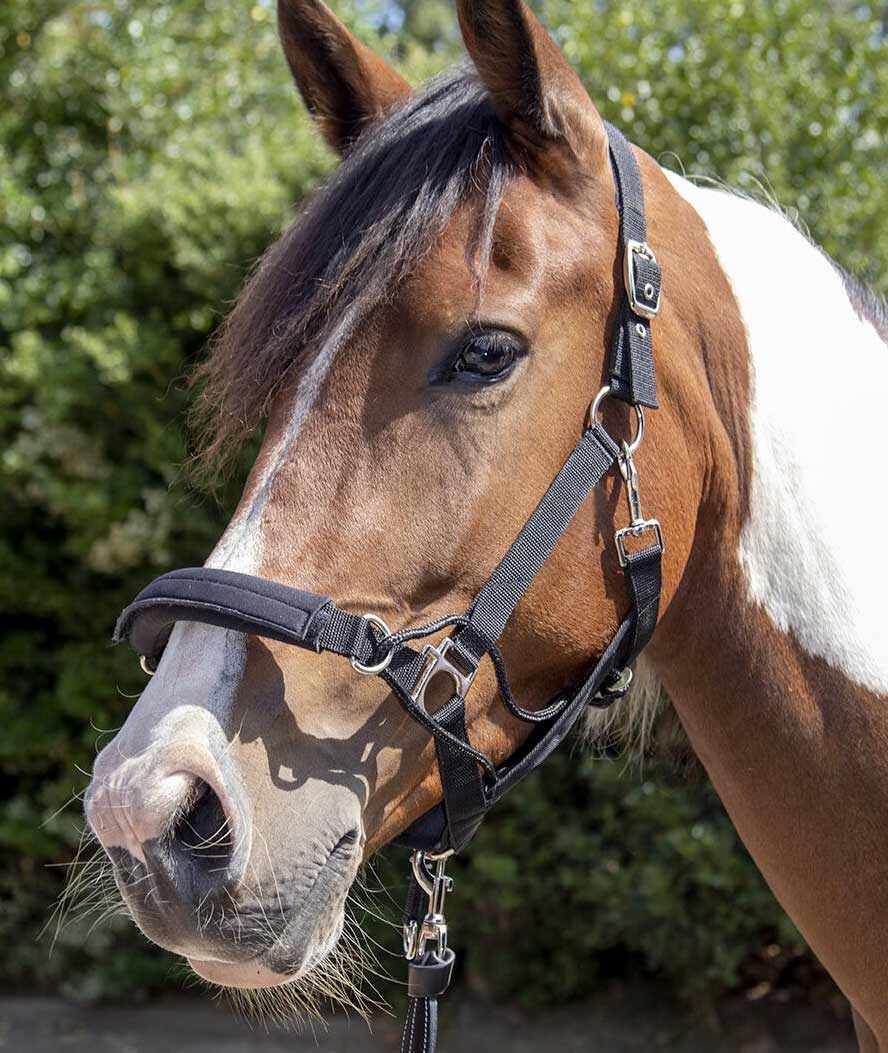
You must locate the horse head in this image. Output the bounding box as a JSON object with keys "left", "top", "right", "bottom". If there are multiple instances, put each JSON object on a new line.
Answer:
{"left": 85, "top": 0, "right": 715, "bottom": 994}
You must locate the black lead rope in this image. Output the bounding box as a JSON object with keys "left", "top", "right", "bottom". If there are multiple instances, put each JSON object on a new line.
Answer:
{"left": 113, "top": 124, "right": 663, "bottom": 1053}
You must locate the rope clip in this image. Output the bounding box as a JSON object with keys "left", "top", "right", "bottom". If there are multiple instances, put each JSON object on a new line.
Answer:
{"left": 403, "top": 851, "right": 454, "bottom": 962}
{"left": 614, "top": 441, "right": 664, "bottom": 566}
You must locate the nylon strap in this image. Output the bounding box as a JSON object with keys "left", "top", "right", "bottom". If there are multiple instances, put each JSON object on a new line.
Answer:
{"left": 604, "top": 121, "right": 660, "bottom": 409}
{"left": 451, "top": 423, "right": 620, "bottom": 669}
{"left": 431, "top": 695, "right": 489, "bottom": 852}
{"left": 622, "top": 544, "right": 663, "bottom": 664}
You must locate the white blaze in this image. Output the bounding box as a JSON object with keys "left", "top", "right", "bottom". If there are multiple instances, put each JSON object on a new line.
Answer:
{"left": 665, "top": 170, "right": 888, "bottom": 695}
{"left": 156, "top": 344, "right": 337, "bottom": 689}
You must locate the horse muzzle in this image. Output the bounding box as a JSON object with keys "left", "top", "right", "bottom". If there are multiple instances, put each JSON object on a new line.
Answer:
{"left": 85, "top": 711, "right": 363, "bottom": 986}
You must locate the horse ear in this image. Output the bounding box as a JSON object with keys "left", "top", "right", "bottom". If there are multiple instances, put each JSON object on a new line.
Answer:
{"left": 455, "top": 0, "right": 607, "bottom": 177}
{"left": 277, "top": 0, "right": 412, "bottom": 155}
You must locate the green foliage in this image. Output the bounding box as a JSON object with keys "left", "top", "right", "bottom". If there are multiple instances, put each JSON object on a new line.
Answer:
{"left": 0, "top": 0, "right": 333, "bottom": 999}
{"left": 1, "top": 0, "right": 885, "bottom": 1008}
{"left": 545, "top": 0, "right": 888, "bottom": 290}
{"left": 449, "top": 753, "right": 804, "bottom": 1005}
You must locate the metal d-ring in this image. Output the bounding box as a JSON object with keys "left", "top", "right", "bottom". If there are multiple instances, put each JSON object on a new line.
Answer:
{"left": 350, "top": 614, "right": 394, "bottom": 676}
{"left": 588, "top": 384, "right": 645, "bottom": 455}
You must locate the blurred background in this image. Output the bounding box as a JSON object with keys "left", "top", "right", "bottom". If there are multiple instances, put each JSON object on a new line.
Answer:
{"left": 2, "top": 1, "right": 887, "bottom": 1049}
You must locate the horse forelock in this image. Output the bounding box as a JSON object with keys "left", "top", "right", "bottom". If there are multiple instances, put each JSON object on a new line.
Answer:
{"left": 190, "top": 66, "right": 518, "bottom": 481}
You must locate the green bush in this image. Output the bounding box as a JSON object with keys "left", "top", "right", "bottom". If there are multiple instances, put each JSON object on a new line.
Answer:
{"left": 443, "top": 753, "right": 804, "bottom": 1005}
{"left": 0, "top": 0, "right": 333, "bottom": 998}
{"left": 1, "top": 0, "right": 885, "bottom": 1007}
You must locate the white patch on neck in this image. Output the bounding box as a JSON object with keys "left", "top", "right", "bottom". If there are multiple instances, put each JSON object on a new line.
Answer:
{"left": 665, "top": 169, "right": 888, "bottom": 695}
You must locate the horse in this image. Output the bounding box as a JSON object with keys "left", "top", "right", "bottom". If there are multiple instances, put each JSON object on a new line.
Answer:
{"left": 82, "top": 0, "right": 888, "bottom": 1047}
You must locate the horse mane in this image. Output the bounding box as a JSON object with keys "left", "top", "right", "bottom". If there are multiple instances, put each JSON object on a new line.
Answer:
{"left": 191, "top": 66, "right": 516, "bottom": 478}
{"left": 836, "top": 265, "right": 888, "bottom": 343}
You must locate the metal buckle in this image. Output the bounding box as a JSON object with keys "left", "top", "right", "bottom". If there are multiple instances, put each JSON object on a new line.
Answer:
{"left": 616, "top": 520, "right": 664, "bottom": 567}
{"left": 614, "top": 441, "right": 664, "bottom": 567}
{"left": 411, "top": 637, "right": 477, "bottom": 711}
{"left": 404, "top": 851, "right": 454, "bottom": 961}
{"left": 623, "top": 239, "right": 661, "bottom": 320}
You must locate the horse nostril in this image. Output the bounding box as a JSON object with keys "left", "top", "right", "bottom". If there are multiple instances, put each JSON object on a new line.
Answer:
{"left": 166, "top": 778, "right": 235, "bottom": 877}
{"left": 337, "top": 828, "right": 360, "bottom": 851}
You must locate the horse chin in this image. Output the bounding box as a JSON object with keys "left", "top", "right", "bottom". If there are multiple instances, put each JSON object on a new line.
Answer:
{"left": 187, "top": 911, "right": 346, "bottom": 991}
{"left": 99, "top": 808, "right": 362, "bottom": 992}
{"left": 187, "top": 956, "right": 295, "bottom": 989}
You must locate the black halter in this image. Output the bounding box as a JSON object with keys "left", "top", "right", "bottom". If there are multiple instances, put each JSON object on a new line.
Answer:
{"left": 114, "top": 122, "right": 663, "bottom": 1053}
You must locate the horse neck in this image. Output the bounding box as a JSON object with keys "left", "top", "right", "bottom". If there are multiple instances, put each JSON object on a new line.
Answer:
{"left": 645, "top": 170, "right": 888, "bottom": 1033}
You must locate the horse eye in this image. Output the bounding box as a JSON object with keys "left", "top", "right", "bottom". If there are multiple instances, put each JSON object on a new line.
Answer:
{"left": 452, "top": 332, "right": 521, "bottom": 381}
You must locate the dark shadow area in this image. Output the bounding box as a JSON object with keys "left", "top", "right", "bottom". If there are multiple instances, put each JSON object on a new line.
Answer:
{"left": 224, "top": 638, "right": 414, "bottom": 808}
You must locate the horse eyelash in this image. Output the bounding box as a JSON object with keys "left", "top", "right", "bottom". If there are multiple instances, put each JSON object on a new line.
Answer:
{"left": 431, "top": 327, "right": 528, "bottom": 386}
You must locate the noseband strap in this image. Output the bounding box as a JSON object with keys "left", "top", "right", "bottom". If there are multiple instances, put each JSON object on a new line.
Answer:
{"left": 115, "top": 568, "right": 335, "bottom": 660}
{"left": 113, "top": 123, "right": 663, "bottom": 1051}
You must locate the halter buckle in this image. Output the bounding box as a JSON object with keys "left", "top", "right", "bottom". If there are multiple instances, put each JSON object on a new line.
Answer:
{"left": 614, "top": 441, "right": 664, "bottom": 567}
{"left": 624, "top": 240, "right": 661, "bottom": 320}
{"left": 411, "top": 637, "right": 477, "bottom": 711}
{"left": 404, "top": 851, "right": 454, "bottom": 961}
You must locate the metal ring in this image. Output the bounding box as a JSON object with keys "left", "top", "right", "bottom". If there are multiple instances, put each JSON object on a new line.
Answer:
{"left": 140, "top": 656, "right": 157, "bottom": 677}
{"left": 350, "top": 614, "right": 394, "bottom": 676}
{"left": 588, "top": 385, "right": 645, "bottom": 454}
